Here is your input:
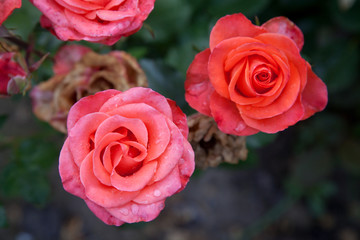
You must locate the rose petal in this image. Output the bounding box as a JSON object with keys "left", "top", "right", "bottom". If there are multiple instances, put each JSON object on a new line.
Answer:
{"left": 59, "top": 0, "right": 103, "bottom": 10}
{"left": 177, "top": 140, "right": 195, "bottom": 190}
{"left": 151, "top": 118, "right": 184, "bottom": 182}
{"left": 239, "top": 61, "right": 301, "bottom": 119}
{"left": 209, "top": 13, "right": 267, "bottom": 51}
{"left": 94, "top": 114, "right": 148, "bottom": 147}
{"left": 301, "top": 63, "right": 328, "bottom": 120}
{"left": 68, "top": 112, "right": 109, "bottom": 167}
{"left": 208, "top": 37, "right": 262, "bottom": 99}
{"left": 167, "top": 99, "right": 189, "bottom": 139}
{"left": 53, "top": 44, "right": 92, "bottom": 75}
{"left": 67, "top": 89, "right": 120, "bottom": 131}
{"left": 262, "top": 16, "right": 304, "bottom": 51}
{"left": 59, "top": 139, "right": 86, "bottom": 198}
{"left": 85, "top": 200, "right": 124, "bottom": 226}
{"left": 133, "top": 167, "right": 182, "bottom": 204}
{"left": 96, "top": 9, "right": 137, "bottom": 21}
{"left": 110, "top": 161, "right": 158, "bottom": 192}
{"left": 210, "top": 92, "right": 259, "bottom": 136}
{"left": 93, "top": 132, "right": 126, "bottom": 186}
{"left": 185, "top": 49, "right": 214, "bottom": 116}
{"left": 107, "top": 201, "right": 165, "bottom": 223}
{"left": 80, "top": 153, "right": 140, "bottom": 208}
{"left": 242, "top": 97, "right": 305, "bottom": 133}
{"left": 64, "top": 9, "right": 134, "bottom": 37}
{"left": 100, "top": 87, "right": 173, "bottom": 121}
{"left": 105, "top": 103, "right": 171, "bottom": 161}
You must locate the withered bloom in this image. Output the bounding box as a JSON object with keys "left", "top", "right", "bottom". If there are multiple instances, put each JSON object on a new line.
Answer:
{"left": 31, "top": 45, "right": 147, "bottom": 133}
{"left": 188, "top": 114, "right": 248, "bottom": 169}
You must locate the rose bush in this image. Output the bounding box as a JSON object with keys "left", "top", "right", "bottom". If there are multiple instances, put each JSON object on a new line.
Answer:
{"left": 59, "top": 87, "right": 194, "bottom": 226}
{"left": 0, "top": 0, "right": 21, "bottom": 25}
{"left": 0, "top": 52, "right": 28, "bottom": 97}
{"left": 30, "top": 0, "right": 155, "bottom": 45}
{"left": 31, "top": 44, "right": 147, "bottom": 133}
{"left": 185, "top": 13, "right": 328, "bottom": 135}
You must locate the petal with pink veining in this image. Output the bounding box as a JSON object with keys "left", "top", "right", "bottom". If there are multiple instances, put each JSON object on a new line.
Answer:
{"left": 262, "top": 16, "right": 304, "bottom": 51}
{"left": 185, "top": 49, "right": 214, "bottom": 116}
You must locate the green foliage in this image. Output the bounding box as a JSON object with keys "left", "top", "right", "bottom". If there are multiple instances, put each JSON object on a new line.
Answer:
{"left": 0, "top": 137, "right": 59, "bottom": 207}
{"left": 0, "top": 205, "right": 6, "bottom": 228}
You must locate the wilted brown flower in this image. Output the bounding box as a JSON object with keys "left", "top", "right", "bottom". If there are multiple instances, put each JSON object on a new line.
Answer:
{"left": 31, "top": 45, "right": 147, "bottom": 133}
{"left": 188, "top": 114, "right": 248, "bottom": 169}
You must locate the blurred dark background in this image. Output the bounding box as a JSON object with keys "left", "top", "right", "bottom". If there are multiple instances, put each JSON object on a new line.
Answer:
{"left": 1, "top": 0, "right": 360, "bottom": 239}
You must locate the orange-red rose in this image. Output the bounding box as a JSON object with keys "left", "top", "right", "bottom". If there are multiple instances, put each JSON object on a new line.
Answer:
{"left": 59, "top": 87, "right": 194, "bottom": 226}
{"left": 30, "top": 0, "right": 155, "bottom": 45}
{"left": 185, "top": 13, "right": 328, "bottom": 135}
{"left": 0, "top": 0, "right": 21, "bottom": 25}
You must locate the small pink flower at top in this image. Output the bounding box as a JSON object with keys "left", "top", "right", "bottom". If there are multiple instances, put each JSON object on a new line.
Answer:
{"left": 185, "top": 13, "right": 328, "bottom": 135}
{"left": 0, "top": 0, "right": 21, "bottom": 25}
{"left": 59, "top": 87, "right": 195, "bottom": 226}
{"left": 30, "top": 0, "right": 155, "bottom": 45}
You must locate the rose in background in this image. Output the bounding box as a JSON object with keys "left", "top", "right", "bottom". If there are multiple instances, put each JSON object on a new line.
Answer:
{"left": 0, "top": 43, "right": 29, "bottom": 97}
{"left": 30, "top": 0, "right": 155, "bottom": 45}
{"left": 185, "top": 13, "right": 328, "bottom": 136}
{"left": 59, "top": 87, "right": 194, "bottom": 226}
{"left": 31, "top": 44, "right": 147, "bottom": 133}
{"left": 0, "top": 0, "right": 21, "bottom": 25}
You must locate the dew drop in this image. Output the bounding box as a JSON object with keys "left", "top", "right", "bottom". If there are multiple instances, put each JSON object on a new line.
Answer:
{"left": 153, "top": 190, "right": 161, "bottom": 197}
{"left": 131, "top": 204, "right": 139, "bottom": 214}
{"left": 119, "top": 208, "right": 129, "bottom": 216}
{"left": 234, "top": 122, "right": 245, "bottom": 133}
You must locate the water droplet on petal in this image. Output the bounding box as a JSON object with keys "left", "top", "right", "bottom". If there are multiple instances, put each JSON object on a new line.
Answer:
{"left": 131, "top": 204, "right": 139, "bottom": 214}
{"left": 119, "top": 208, "right": 129, "bottom": 216}
{"left": 235, "top": 122, "right": 245, "bottom": 133}
{"left": 153, "top": 190, "right": 161, "bottom": 197}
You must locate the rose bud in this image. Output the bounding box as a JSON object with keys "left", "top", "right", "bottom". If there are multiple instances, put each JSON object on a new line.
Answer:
{"left": 0, "top": 0, "right": 21, "bottom": 25}
{"left": 30, "top": 0, "right": 155, "bottom": 45}
{"left": 185, "top": 13, "right": 328, "bottom": 135}
{"left": 59, "top": 87, "right": 195, "bottom": 226}
{"left": 0, "top": 52, "right": 29, "bottom": 97}
{"left": 31, "top": 45, "right": 147, "bottom": 133}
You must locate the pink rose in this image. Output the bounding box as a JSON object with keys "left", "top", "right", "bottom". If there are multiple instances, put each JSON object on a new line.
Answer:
{"left": 0, "top": 52, "right": 28, "bottom": 97}
{"left": 59, "top": 87, "right": 195, "bottom": 226}
{"left": 185, "top": 13, "right": 328, "bottom": 135}
{"left": 30, "top": 0, "right": 155, "bottom": 45}
{"left": 0, "top": 0, "right": 21, "bottom": 25}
